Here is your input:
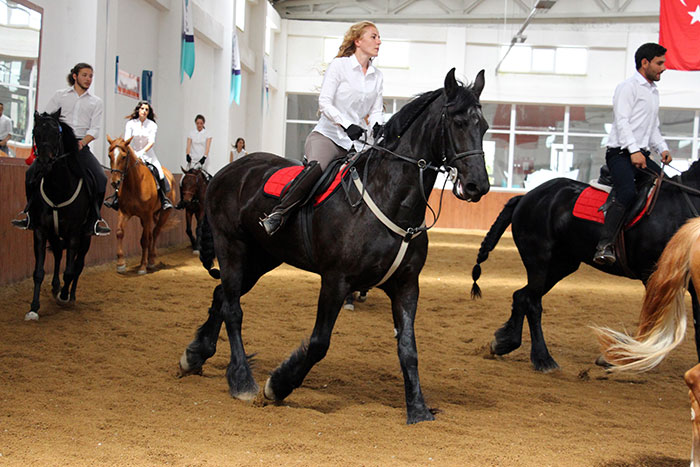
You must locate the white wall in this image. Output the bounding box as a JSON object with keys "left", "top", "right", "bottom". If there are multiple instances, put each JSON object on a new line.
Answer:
{"left": 282, "top": 19, "right": 700, "bottom": 109}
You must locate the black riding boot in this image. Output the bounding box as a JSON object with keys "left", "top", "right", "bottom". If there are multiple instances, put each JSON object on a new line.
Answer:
{"left": 593, "top": 201, "right": 627, "bottom": 265}
{"left": 11, "top": 199, "right": 33, "bottom": 230}
{"left": 91, "top": 198, "right": 111, "bottom": 236}
{"left": 158, "top": 180, "right": 174, "bottom": 210}
{"left": 259, "top": 161, "right": 323, "bottom": 236}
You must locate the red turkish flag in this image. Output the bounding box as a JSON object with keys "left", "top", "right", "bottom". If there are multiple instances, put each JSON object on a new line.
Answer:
{"left": 659, "top": 0, "right": 700, "bottom": 70}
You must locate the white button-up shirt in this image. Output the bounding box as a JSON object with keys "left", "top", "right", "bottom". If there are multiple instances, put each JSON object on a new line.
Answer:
{"left": 0, "top": 114, "right": 12, "bottom": 140}
{"left": 313, "top": 55, "right": 384, "bottom": 151}
{"left": 125, "top": 118, "right": 158, "bottom": 162}
{"left": 607, "top": 72, "right": 669, "bottom": 155}
{"left": 45, "top": 87, "right": 103, "bottom": 140}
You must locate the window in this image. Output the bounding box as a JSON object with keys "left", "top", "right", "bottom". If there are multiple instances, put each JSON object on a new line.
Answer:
{"left": 499, "top": 45, "right": 588, "bottom": 76}
{"left": 235, "top": 0, "right": 245, "bottom": 32}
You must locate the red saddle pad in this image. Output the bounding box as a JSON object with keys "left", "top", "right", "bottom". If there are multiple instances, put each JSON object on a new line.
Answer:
{"left": 572, "top": 186, "right": 645, "bottom": 227}
{"left": 263, "top": 165, "right": 347, "bottom": 206}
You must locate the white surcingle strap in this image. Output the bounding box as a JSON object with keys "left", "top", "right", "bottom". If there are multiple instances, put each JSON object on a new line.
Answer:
{"left": 40, "top": 177, "right": 84, "bottom": 236}
{"left": 351, "top": 169, "right": 424, "bottom": 287}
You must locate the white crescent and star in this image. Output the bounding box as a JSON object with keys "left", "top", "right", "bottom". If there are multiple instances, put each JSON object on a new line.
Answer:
{"left": 689, "top": 5, "right": 700, "bottom": 24}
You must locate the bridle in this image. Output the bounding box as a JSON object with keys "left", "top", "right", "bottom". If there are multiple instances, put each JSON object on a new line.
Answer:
{"left": 106, "top": 142, "right": 136, "bottom": 193}
{"left": 33, "top": 116, "right": 71, "bottom": 169}
{"left": 180, "top": 170, "right": 204, "bottom": 206}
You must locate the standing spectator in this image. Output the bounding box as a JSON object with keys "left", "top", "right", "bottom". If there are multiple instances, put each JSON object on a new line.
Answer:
{"left": 185, "top": 114, "right": 212, "bottom": 171}
{"left": 229, "top": 137, "right": 246, "bottom": 163}
{"left": 0, "top": 102, "right": 13, "bottom": 155}
{"left": 12, "top": 63, "right": 110, "bottom": 235}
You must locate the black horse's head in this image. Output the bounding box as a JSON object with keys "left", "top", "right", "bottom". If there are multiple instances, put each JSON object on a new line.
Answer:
{"left": 32, "top": 110, "right": 77, "bottom": 166}
{"left": 440, "top": 68, "right": 490, "bottom": 202}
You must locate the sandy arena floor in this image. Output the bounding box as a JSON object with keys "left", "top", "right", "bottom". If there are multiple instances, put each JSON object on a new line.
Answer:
{"left": 0, "top": 230, "right": 695, "bottom": 466}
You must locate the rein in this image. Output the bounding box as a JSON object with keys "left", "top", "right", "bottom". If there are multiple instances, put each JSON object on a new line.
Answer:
{"left": 642, "top": 165, "right": 700, "bottom": 216}
{"left": 342, "top": 94, "right": 485, "bottom": 287}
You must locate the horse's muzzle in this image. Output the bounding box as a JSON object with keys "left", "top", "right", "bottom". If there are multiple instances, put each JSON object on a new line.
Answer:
{"left": 453, "top": 179, "right": 489, "bottom": 202}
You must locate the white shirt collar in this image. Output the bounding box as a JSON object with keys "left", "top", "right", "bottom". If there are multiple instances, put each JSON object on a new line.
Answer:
{"left": 633, "top": 71, "right": 656, "bottom": 90}
{"left": 350, "top": 54, "right": 376, "bottom": 76}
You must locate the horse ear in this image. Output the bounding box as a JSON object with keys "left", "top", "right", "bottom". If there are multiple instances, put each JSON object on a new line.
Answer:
{"left": 34, "top": 110, "right": 40, "bottom": 120}
{"left": 125, "top": 136, "right": 133, "bottom": 146}
{"left": 472, "top": 69, "right": 485, "bottom": 99}
{"left": 51, "top": 108, "right": 62, "bottom": 120}
{"left": 444, "top": 68, "right": 458, "bottom": 101}
{"left": 107, "top": 135, "right": 113, "bottom": 145}
{"left": 181, "top": 166, "right": 187, "bottom": 173}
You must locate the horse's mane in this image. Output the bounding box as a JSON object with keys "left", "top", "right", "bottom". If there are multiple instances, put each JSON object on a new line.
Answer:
{"left": 58, "top": 120, "right": 80, "bottom": 155}
{"left": 381, "top": 78, "right": 479, "bottom": 147}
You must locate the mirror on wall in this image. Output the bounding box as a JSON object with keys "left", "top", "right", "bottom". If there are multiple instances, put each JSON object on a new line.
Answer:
{"left": 0, "top": 0, "right": 42, "bottom": 157}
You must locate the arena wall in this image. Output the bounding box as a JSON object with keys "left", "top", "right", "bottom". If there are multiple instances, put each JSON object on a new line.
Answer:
{"left": 0, "top": 159, "right": 521, "bottom": 286}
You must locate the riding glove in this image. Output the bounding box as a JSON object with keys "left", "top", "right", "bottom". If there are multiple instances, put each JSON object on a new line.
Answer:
{"left": 198, "top": 156, "right": 206, "bottom": 165}
{"left": 372, "top": 123, "right": 383, "bottom": 139}
{"left": 186, "top": 154, "right": 191, "bottom": 163}
{"left": 344, "top": 124, "right": 364, "bottom": 141}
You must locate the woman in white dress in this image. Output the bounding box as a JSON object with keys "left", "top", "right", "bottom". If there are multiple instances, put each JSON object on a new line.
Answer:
{"left": 229, "top": 137, "right": 246, "bottom": 163}
{"left": 186, "top": 114, "right": 212, "bottom": 171}
{"left": 124, "top": 101, "right": 173, "bottom": 210}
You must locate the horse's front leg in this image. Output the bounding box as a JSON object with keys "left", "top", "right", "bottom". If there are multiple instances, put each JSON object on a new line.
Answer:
{"left": 67, "top": 237, "right": 91, "bottom": 304}
{"left": 194, "top": 209, "right": 204, "bottom": 253}
{"left": 148, "top": 208, "right": 171, "bottom": 270}
{"left": 116, "top": 211, "right": 128, "bottom": 273}
{"left": 27, "top": 230, "right": 48, "bottom": 320}
{"left": 185, "top": 209, "right": 196, "bottom": 251}
{"left": 138, "top": 216, "right": 152, "bottom": 275}
{"left": 264, "top": 278, "right": 347, "bottom": 402}
{"left": 386, "top": 276, "right": 434, "bottom": 424}
{"left": 57, "top": 238, "right": 77, "bottom": 306}
{"left": 51, "top": 244, "right": 63, "bottom": 297}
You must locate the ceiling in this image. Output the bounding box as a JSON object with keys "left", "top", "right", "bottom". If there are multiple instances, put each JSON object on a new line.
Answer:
{"left": 270, "top": 0, "right": 659, "bottom": 24}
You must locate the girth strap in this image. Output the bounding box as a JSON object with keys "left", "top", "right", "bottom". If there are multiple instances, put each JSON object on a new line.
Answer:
{"left": 40, "top": 177, "right": 84, "bottom": 236}
{"left": 351, "top": 169, "right": 424, "bottom": 287}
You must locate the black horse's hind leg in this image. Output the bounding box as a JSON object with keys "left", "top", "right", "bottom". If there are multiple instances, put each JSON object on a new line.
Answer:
{"left": 28, "top": 230, "right": 48, "bottom": 319}
{"left": 57, "top": 239, "right": 78, "bottom": 305}
{"left": 67, "top": 237, "right": 91, "bottom": 303}
{"left": 185, "top": 211, "right": 196, "bottom": 251}
{"left": 386, "top": 277, "right": 434, "bottom": 424}
{"left": 521, "top": 288, "right": 559, "bottom": 372}
{"left": 264, "top": 279, "right": 347, "bottom": 402}
{"left": 491, "top": 287, "right": 527, "bottom": 356}
{"left": 221, "top": 295, "right": 259, "bottom": 400}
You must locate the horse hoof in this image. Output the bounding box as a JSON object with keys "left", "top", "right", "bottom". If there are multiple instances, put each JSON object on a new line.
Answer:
{"left": 343, "top": 303, "right": 355, "bottom": 311}
{"left": 595, "top": 355, "right": 612, "bottom": 369}
{"left": 137, "top": 269, "right": 147, "bottom": 275}
{"left": 55, "top": 293, "right": 70, "bottom": 306}
{"left": 192, "top": 250, "right": 199, "bottom": 255}
{"left": 24, "top": 311, "right": 39, "bottom": 321}
{"left": 178, "top": 351, "right": 202, "bottom": 377}
{"left": 116, "top": 265, "right": 127, "bottom": 274}
{"left": 263, "top": 378, "right": 277, "bottom": 400}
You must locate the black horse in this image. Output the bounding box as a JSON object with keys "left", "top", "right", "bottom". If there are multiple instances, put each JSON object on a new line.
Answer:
{"left": 178, "top": 69, "right": 490, "bottom": 424}
{"left": 471, "top": 165, "right": 700, "bottom": 372}
{"left": 24, "top": 110, "right": 94, "bottom": 320}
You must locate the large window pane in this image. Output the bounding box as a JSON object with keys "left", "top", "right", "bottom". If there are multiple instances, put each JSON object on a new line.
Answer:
{"left": 659, "top": 109, "right": 695, "bottom": 137}
{"left": 286, "top": 94, "right": 318, "bottom": 120}
{"left": 515, "top": 104, "right": 565, "bottom": 132}
{"left": 568, "top": 136, "right": 607, "bottom": 183}
{"left": 515, "top": 134, "right": 561, "bottom": 189}
{"left": 284, "top": 122, "right": 315, "bottom": 161}
{"left": 483, "top": 103, "right": 510, "bottom": 131}
{"left": 569, "top": 106, "right": 612, "bottom": 134}
{"left": 483, "top": 133, "right": 510, "bottom": 188}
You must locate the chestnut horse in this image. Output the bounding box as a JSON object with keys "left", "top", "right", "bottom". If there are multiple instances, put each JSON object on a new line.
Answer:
{"left": 106, "top": 136, "right": 175, "bottom": 274}
{"left": 594, "top": 216, "right": 700, "bottom": 373}
{"left": 179, "top": 167, "right": 208, "bottom": 254}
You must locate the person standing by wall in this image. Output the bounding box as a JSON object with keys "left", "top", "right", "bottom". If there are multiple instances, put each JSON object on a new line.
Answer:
{"left": 229, "top": 137, "right": 246, "bottom": 163}
{"left": 12, "top": 63, "right": 111, "bottom": 235}
{"left": 593, "top": 42, "right": 672, "bottom": 265}
{"left": 0, "top": 102, "right": 12, "bottom": 155}
{"left": 185, "top": 114, "right": 212, "bottom": 171}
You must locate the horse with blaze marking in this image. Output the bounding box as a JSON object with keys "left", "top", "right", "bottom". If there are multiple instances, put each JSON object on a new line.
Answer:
{"left": 178, "top": 69, "right": 490, "bottom": 424}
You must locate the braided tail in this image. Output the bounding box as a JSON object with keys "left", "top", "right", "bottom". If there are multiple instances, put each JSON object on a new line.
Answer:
{"left": 199, "top": 213, "right": 220, "bottom": 280}
{"left": 471, "top": 195, "right": 523, "bottom": 299}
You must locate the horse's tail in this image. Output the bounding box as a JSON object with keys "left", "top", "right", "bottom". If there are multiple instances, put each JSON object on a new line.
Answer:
{"left": 470, "top": 195, "right": 523, "bottom": 299}
{"left": 199, "top": 213, "right": 221, "bottom": 280}
{"left": 592, "top": 217, "right": 700, "bottom": 373}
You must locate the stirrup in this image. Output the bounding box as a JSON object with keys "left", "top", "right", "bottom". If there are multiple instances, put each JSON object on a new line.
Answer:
{"left": 593, "top": 244, "right": 616, "bottom": 265}
{"left": 161, "top": 197, "right": 174, "bottom": 210}
{"left": 259, "top": 212, "right": 283, "bottom": 236}
{"left": 11, "top": 211, "right": 30, "bottom": 230}
{"left": 104, "top": 196, "right": 119, "bottom": 211}
{"left": 93, "top": 219, "right": 111, "bottom": 236}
